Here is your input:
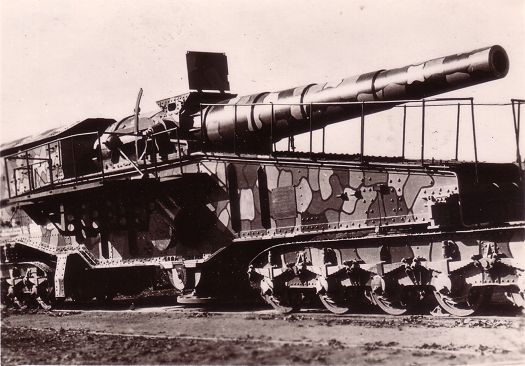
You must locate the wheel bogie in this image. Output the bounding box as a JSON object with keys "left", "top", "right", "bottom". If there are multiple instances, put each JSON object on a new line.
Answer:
{"left": 249, "top": 228, "right": 525, "bottom": 317}
{"left": 0, "top": 262, "right": 55, "bottom": 309}
{"left": 1, "top": 226, "right": 523, "bottom": 317}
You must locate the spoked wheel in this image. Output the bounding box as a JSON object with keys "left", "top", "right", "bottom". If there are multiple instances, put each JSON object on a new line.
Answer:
{"left": 318, "top": 292, "right": 351, "bottom": 314}
{"left": 433, "top": 288, "right": 485, "bottom": 317}
{"left": 262, "top": 290, "right": 301, "bottom": 314}
{"left": 370, "top": 291, "right": 408, "bottom": 316}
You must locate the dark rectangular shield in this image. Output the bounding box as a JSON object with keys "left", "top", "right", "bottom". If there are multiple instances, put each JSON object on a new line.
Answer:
{"left": 186, "top": 51, "right": 230, "bottom": 92}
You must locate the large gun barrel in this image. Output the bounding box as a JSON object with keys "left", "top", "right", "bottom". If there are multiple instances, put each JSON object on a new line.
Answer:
{"left": 202, "top": 45, "right": 508, "bottom": 150}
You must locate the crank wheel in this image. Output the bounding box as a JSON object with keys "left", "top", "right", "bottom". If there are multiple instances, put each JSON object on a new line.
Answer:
{"left": 319, "top": 292, "right": 351, "bottom": 314}
{"left": 262, "top": 291, "right": 300, "bottom": 314}
{"left": 433, "top": 288, "right": 485, "bottom": 317}
{"left": 370, "top": 291, "right": 408, "bottom": 316}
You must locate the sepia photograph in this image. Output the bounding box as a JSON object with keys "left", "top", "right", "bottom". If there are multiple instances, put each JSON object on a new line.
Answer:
{"left": 1, "top": 1, "right": 524, "bottom": 365}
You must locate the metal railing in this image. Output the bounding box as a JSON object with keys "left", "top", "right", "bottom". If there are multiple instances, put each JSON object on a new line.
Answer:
{"left": 198, "top": 98, "right": 523, "bottom": 173}
{"left": 4, "top": 97, "right": 522, "bottom": 199}
{"left": 4, "top": 131, "right": 105, "bottom": 197}
{"left": 3, "top": 128, "right": 189, "bottom": 199}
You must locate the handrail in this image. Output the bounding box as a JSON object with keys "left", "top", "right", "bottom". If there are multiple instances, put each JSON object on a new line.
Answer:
{"left": 199, "top": 98, "right": 518, "bottom": 107}
{"left": 3, "top": 97, "right": 523, "bottom": 199}
{"left": 198, "top": 96, "right": 500, "bottom": 167}
{"left": 4, "top": 131, "right": 103, "bottom": 198}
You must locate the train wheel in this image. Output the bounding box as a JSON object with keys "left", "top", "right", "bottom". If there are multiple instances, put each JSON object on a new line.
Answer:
{"left": 370, "top": 275, "right": 408, "bottom": 315}
{"left": 433, "top": 288, "right": 485, "bottom": 317}
{"left": 370, "top": 291, "right": 408, "bottom": 316}
{"left": 262, "top": 290, "right": 301, "bottom": 314}
{"left": 318, "top": 292, "right": 351, "bottom": 314}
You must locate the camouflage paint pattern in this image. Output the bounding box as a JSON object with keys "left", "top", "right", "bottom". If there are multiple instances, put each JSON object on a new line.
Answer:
{"left": 1, "top": 151, "right": 458, "bottom": 264}
{"left": 202, "top": 45, "right": 508, "bottom": 148}
{"left": 199, "top": 157, "right": 458, "bottom": 239}
{"left": 0, "top": 193, "right": 226, "bottom": 263}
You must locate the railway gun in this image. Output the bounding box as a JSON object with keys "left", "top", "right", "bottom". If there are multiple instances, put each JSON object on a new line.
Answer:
{"left": 0, "top": 45, "right": 524, "bottom": 316}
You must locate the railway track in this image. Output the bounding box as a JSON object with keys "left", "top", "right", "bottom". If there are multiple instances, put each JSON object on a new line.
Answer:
{"left": 17, "top": 297, "right": 523, "bottom": 320}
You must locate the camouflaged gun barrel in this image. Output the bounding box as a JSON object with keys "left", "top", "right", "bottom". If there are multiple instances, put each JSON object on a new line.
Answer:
{"left": 202, "top": 45, "right": 508, "bottom": 149}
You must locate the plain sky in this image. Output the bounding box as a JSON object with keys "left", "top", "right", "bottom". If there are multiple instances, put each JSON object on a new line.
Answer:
{"left": 1, "top": 0, "right": 524, "bottom": 162}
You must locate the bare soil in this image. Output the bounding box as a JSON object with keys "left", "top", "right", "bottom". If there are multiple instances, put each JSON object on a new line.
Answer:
{"left": 1, "top": 306, "right": 524, "bottom": 365}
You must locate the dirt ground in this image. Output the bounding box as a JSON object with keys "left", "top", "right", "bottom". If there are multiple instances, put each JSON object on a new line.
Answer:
{"left": 1, "top": 305, "right": 525, "bottom": 365}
